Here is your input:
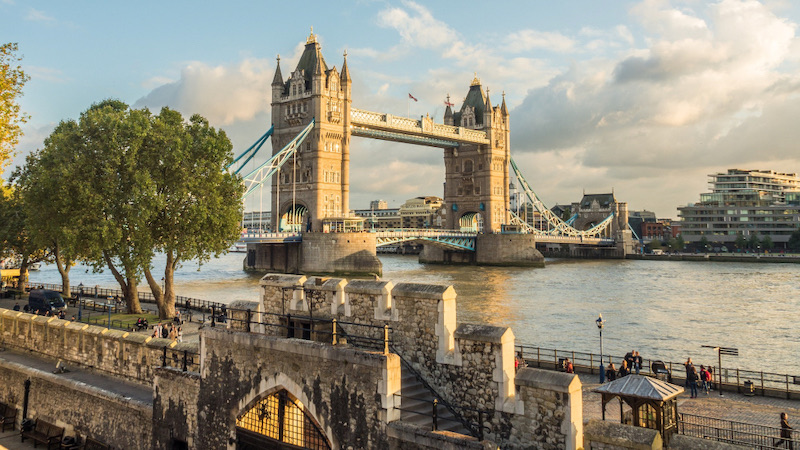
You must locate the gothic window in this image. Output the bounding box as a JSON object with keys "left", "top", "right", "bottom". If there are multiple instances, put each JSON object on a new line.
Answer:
{"left": 334, "top": 143, "right": 340, "bottom": 153}
{"left": 463, "top": 160, "right": 473, "bottom": 173}
{"left": 475, "top": 185, "right": 481, "bottom": 195}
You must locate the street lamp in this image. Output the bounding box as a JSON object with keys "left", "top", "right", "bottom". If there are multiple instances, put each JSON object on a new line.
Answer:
{"left": 596, "top": 314, "right": 605, "bottom": 383}
{"left": 77, "top": 283, "right": 84, "bottom": 321}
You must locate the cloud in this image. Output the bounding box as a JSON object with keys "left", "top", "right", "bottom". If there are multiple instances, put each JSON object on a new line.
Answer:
{"left": 377, "top": 1, "right": 459, "bottom": 50}
{"left": 504, "top": 30, "right": 576, "bottom": 53}
{"left": 510, "top": 0, "right": 800, "bottom": 216}
{"left": 26, "top": 8, "right": 55, "bottom": 23}
{"left": 133, "top": 58, "right": 274, "bottom": 126}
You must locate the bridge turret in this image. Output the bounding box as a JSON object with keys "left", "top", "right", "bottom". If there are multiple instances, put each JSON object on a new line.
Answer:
{"left": 444, "top": 94, "right": 454, "bottom": 126}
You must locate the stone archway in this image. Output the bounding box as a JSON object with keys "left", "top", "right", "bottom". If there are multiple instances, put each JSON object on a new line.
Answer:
{"left": 236, "top": 388, "right": 332, "bottom": 450}
{"left": 459, "top": 212, "right": 484, "bottom": 233}
{"left": 280, "top": 204, "right": 309, "bottom": 232}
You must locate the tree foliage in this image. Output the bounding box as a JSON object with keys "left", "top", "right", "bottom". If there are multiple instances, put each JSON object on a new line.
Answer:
{"left": 789, "top": 227, "right": 800, "bottom": 252}
{"left": 20, "top": 100, "right": 242, "bottom": 317}
{"left": 0, "top": 43, "right": 30, "bottom": 174}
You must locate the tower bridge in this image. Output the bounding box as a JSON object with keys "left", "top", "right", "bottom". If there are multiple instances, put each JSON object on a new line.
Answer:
{"left": 241, "top": 30, "right": 633, "bottom": 275}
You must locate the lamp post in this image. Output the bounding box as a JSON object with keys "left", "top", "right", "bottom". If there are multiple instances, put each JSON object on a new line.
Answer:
{"left": 596, "top": 314, "right": 605, "bottom": 383}
{"left": 77, "top": 283, "right": 83, "bottom": 321}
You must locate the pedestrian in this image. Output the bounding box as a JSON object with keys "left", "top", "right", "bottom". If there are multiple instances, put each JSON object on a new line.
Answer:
{"left": 688, "top": 366, "right": 699, "bottom": 398}
{"left": 619, "top": 359, "right": 629, "bottom": 377}
{"left": 177, "top": 325, "right": 183, "bottom": 343}
{"left": 161, "top": 323, "right": 169, "bottom": 339}
{"left": 775, "top": 412, "right": 793, "bottom": 449}
{"left": 515, "top": 352, "right": 526, "bottom": 371}
{"left": 684, "top": 357, "right": 694, "bottom": 387}
{"left": 700, "top": 365, "right": 711, "bottom": 394}
{"left": 168, "top": 324, "right": 177, "bottom": 341}
{"left": 624, "top": 350, "right": 635, "bottom": 372}
{"left": 634, "top": 351, "right": 642, "bottom": 375}
{"left": 606, "top": 363, "right": 617, "bottom": 382}
{"left": 707, "top": 366, "right": 714, "bottom": 391}
{"left": 12, "top": 302, "right": 19, "bottom": 311}
{"left": 565, "top": 358, "right": 574, "bottom": 374}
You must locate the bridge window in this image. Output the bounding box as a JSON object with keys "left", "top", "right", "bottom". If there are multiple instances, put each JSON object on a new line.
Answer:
{"left": 475, "top": 185, "right": 480, "bottom": 195}
{"left": 463, "top": 160, "right": 473, "bottom": 173}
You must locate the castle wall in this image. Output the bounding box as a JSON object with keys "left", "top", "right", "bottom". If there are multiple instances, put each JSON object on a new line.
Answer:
{"left": 299, "top": 232, "right": 382, "bottom": 276}
{"left": 0, "top": 358, "right": 152, "bottom": 448}
{"left": 0, "top": 309, "right": 195, "bottom": 384}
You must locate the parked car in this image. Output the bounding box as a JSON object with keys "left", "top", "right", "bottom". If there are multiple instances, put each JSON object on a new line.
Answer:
{"left": 27, "top": 289, "right": 66, "bottom": 315}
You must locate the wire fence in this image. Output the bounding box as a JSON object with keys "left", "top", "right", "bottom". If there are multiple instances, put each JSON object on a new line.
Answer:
{"left": 515, "top": 344, "right": 800, "bottom": 400}
{"left": 160, "top": 346, "right": 200, "bottom": 372}
{"left": 678, "top": 413, "right": 798, "bottom": 449}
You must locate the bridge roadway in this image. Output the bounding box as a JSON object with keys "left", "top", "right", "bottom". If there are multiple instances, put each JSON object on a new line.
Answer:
{"left": 240, "top": 229, "right": 616, "bottom": 250}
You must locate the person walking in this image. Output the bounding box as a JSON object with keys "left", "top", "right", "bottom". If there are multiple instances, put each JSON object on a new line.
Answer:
{"left": 684, "top": 357, "right": 694, "bottom": 387}
{"left": 619, "top": 359, "right": 629, "bottom": 378}
{"left": 688, "top": 366, "right": 699, "bottom": 398}
{"left": 606, "top": 363, "right": 617, "bottom": 382}
{"left": 775, "top": 412, "right": 793, "bottom": 449}
{"left": 634, "top": 351, "right": 642, "bottom": 375}
{"left": 700, "top": 365, "right": 711, "bottom": 394}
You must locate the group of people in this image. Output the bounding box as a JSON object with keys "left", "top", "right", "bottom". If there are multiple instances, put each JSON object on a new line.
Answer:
{"left": 152, "top": 322, "right": 182, "bottom": 342}
{"left": 604, "top": 350, "right": 643, "bottom": 382}
{"left": 684, "top": 357, "right": 714, "bottom": 398}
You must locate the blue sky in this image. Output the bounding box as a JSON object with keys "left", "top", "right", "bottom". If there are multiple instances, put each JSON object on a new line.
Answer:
{"left": 4, "top": 0, "right": 800, "bottom": 218}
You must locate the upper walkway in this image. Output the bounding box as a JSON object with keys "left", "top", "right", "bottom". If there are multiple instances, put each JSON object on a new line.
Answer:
{"left": 350, "top": 108, "right": 490, "bottom": 148}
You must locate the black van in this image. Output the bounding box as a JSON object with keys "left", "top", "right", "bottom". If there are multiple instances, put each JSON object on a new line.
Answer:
{"left": 27, "top": 289, "right": 66, "bottom": 315}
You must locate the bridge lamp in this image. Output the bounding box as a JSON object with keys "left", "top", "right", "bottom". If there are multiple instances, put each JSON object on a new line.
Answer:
{"left": 596, "top": 314, "right": 605, "bottom": 383}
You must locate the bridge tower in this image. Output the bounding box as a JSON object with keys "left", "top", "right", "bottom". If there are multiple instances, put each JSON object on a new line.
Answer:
{"left": 270, "top": 29, "right": 352, "bottom": 232}
{"left": 443, "top": 76, "right": 511, "bottom": 233}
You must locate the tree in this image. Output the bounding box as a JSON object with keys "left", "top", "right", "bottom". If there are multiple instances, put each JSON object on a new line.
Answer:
{"left": 760, "top": 235, "right": 773, "bottom": 251}
{"left": 0, "top": 43, "right": 30, "bottom": 175}
{"left": 675, "top": 235, "right": 685, "bottom": 251}
{"left": 699, "top": 236, "right": 710, "bottom": 252}
{"left": 734, "top": 233, "right": 747, "bottom": 251}
{"left": 747, "top": 233, "right": 759, "bottom": 250}
{"left": 0, "top": 185, "right": 50, "bottom": 289}
{"left": 139, "top": 108, "right": 242, "bottom": 319}
{"left": 14, "top": 121, "right": 83, "bottom": 296}
{"left": 788, "top": 227, "right": 800, "bottom": 252}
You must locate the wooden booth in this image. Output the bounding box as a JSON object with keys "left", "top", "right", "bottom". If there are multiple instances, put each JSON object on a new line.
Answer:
{"left": 593, "top": 375, "right": 684, "bottom": 439}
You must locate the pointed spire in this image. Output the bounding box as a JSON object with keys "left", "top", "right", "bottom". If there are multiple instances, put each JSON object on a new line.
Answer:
{"left": 484, "top": 87, "right": 492, "bottom": 110}
{"left": 501, "top": 91, "right": 509, "bottom": 115}
{"left": 272, "top": 55, "right": 284, "bottom": 86}
{"left": 313, "top": 49, "right": 324, "bottom": 76}
{"left": 340, "top": 50, "right": 351, "bottom": 82}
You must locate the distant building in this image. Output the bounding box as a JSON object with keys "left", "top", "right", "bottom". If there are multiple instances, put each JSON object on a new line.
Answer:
{"left": 352, "top": 206, "right": 401, "bottom": 229}
{"left": 370, "top": 199, "right": 388, "bottom": 210}
{"left": 678, "top": 169, "right": 800, "bottom": 249}
{"left": 399, "top": 196, "right": 444, "bottom": 229}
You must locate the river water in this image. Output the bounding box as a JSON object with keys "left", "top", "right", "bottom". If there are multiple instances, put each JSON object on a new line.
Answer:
{"left": 27, "top": 253, "right": 800, "bottom": 375}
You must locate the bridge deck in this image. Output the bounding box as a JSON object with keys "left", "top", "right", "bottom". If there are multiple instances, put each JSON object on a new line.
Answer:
{"left": 350, "top": 108, "right": 490, "bottom": 147}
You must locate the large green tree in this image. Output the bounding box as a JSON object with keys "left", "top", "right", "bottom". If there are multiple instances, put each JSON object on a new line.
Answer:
{"left": 788, "top": 227, "right": 800, "bottom": 251}
{"left": 0, "top": 185, "right": 49, "bottom": 288}
{"left": 1, "top": 43, "right": 29, "bottom": 176}
{"left": 14, "top": 121, "right": 84, "bottom": 296}
{"left": 139, "top": 107, "right": 241, "bottom": 319}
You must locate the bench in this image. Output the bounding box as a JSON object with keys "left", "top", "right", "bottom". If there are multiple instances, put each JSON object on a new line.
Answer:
{"left": 20, "top": 418, "right": 64, "bottom": 450}
{"left": 0, "top": 402, "right": 17, "bottom": 431}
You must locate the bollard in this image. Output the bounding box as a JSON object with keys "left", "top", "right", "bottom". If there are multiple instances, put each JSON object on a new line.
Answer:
{"left": 211, "top": 306, "right": 216, "bottom": 328}
{"left": 162, "top": 346, "right": 168, "bottom": 367}
{"left": 432, "top": 399, "right": 438, "bottom": 431}
{"left": 332, "top": 319, "right": 338, "bottom": 345}
{"left": 22, "top": 379, "right": 30, "bottom": 420}
{"left": 182, "top": 351, "right": 188, "bottom": 372}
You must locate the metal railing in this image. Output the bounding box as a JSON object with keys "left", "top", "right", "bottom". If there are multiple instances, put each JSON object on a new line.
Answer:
{"left": 160, "top": 346, "right": 200, "bottom": 372}
{"left": 515, "top": 344, "right": 800, "bottom": 399}
{"left": 678, "top": 413, "right": 798, "bottom": 449}
{"left": 392, "top": 392, "right": 492, "bottom": 439}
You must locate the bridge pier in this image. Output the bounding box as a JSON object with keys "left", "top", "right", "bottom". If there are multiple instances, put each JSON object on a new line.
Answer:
{"left": 245, "top": 233, "right": 382, "bottom": 277}
{"left": 420, "top": 233, "right": 544, "bottom": 267}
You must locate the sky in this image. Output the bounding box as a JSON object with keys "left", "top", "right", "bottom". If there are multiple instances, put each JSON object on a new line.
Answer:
{"left": 3, "top": 0, "right": 800, "bottom": 219}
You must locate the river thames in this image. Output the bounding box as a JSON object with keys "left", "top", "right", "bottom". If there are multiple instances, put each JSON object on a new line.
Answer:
{"left": 27, "top": 253, "right": 800, "bottom": 375}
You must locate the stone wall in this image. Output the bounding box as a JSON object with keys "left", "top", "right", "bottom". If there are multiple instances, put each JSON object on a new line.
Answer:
{"left": 0, "top": 358, "right": 152, "bottom": 448}
{"left": 510, "top": 368, "right": 583, "bottom": 450}
{"left": 0, "top": 308, "right": 198, "bottom": 384}
{"left": 195, "top": 326, "right": 401, "bottom": 449}
{"left": 475, "top": 233, "right": 544, "bottom": 267}
{"left": 244, "top": 242, "right": 301, "bottom": 273}
{"left": 300, "top": 232, "right": 382, "bottom": 277}
{"left": 584, "top": 419, "right": 662, "bottom": 449}
{"left": 153, "top": 367, "right": 201, "bottom": 449}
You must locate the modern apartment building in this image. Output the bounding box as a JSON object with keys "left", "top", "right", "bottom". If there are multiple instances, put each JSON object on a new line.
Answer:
{"left": 678, "top": 169, "right": 800, "bottom": 249}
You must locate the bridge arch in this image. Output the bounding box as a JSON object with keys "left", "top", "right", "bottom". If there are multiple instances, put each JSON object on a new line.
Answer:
{"left": 279, "top": 203, "right": 310, "bottom": 232}
{"left": 235, "top": 372, "right": 337, "bottom": 450}
{"left": 458, "top": 212, "right": 484, "bottom": 233}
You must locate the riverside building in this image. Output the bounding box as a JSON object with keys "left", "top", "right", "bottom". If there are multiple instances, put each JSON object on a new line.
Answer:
{"left": 678, "top": 169, "right": 800, "bottom": 249}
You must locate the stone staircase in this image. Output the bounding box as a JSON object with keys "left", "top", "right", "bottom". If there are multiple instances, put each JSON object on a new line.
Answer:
{"left": 398, "top": 367, "right": 472, "bottom": 436}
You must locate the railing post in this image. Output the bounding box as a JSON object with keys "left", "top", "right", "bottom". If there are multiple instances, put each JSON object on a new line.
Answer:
{"left": 736, "top": 369, "right": 740, "bottom": 394}
{"left": 478, "top": 410, "right": 484, "bottom": 441}
{"left": 590, "top": 353, "right": 594, "bottom": 375}
{"left": 432, "top": 399, "right": 438, "bottom": 431}
{"left": 287, "top": 314, "right": 293, "bottom": 338}
{"left": 211, "top": 305, "right": 216, "bottom": 328}
{"left": 162, "top": 346, "right": 167, "bottom": 367}
{"left": 182, "top": 351, "right": 188, "bottom": 372}
{"left": 786, "top": 374, "right": 790, "bottom": 399}
{"left": 383, "top": 325, "right": 389, "bottom": 355}
{"left": 332, "top": 319, "right": 338, "bottom": 345}
{"left": 246, "top": 309, "right": 252, "bottom": 332}
{"left": 537, "top": 347, "right": 541, "bottom": 368}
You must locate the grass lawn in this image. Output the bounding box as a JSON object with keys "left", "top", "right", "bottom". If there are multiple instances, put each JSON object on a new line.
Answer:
{"left": 83, "top": 312, "right": 159, "bottom": 330}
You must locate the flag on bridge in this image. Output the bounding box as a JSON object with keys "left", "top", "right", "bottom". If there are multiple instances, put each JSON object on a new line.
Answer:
{"left": 408, "top": 93, "right": 418, "bottom": 102}
{"left": 444, "top": 99, "right": 454, "bottom": 107}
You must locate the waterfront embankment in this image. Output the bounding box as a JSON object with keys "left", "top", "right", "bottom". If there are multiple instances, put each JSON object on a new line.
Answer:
{"left": 627, "top": 252, "right": 800, "bottom": 263}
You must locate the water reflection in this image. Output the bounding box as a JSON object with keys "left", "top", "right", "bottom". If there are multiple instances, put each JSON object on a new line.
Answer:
{"left": 27, "top": 252, "right": 800, "bottom": 374}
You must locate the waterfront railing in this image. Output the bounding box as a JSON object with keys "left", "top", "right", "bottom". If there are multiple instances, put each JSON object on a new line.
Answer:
{"left": 678, "top": 413, "right": 799, "bottom": 448}
{"left": 515, "top": 344, "right": 800, "bottom": 400}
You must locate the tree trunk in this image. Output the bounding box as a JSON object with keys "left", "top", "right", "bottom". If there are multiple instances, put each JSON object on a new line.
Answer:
{"left": 143, "top": 267, "right": 168, "bottom": 319}
{"left": 54, "top": 245, "right": 72, "bottom": 297}
{"left": 145, "top": 253, "right": 176, "bottom": 320}
{"left": 103, "top": 251, "right": 143, "bottom": 314}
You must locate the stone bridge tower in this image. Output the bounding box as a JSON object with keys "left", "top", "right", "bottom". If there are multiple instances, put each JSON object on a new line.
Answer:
{"left": 270, "top": 30, "right": 352, "bottom": 232}
{"left": 443, "top": 76, "right": 511, "bottom": 233}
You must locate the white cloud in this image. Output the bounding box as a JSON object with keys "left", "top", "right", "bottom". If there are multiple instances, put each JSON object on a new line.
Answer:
{"left": 26, "top": 8, "right": 54, "bottom": 22}
{"left": 133, "top": 58, "right": 274, "bottom": 126}
{"left": 504, "top": 30, "right": 576, "bottom": 53}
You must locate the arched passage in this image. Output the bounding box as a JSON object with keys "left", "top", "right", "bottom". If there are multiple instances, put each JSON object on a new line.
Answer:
{"left": 236, "top": 388, "right": 331, "bottom": 450}
{"left": 280, "top": 204, "right": 309, "bottom": 232}
{"left": 459, "top": 212, "right": 484, "bottom": 233}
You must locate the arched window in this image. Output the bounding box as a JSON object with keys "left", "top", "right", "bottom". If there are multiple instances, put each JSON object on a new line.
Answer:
{"left": 236, "top": 389, "right": 331, "bottom": 450}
